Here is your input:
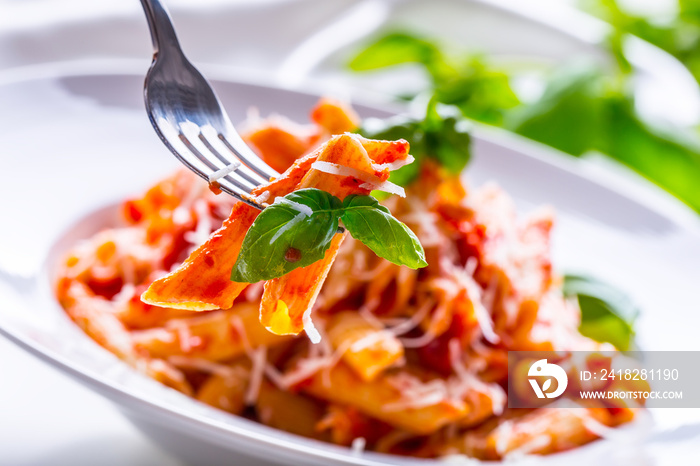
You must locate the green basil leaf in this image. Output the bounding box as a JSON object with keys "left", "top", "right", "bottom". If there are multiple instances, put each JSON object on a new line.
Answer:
{"left": 424, "top": 102, "right": 472, "bottom": 173}
{"left": 598, "top": 94, "right": 700, "bottom": 213}
{"left": 433, "top": 57, "right": 520, "bottom": 126}
{"left": 231, "top": 189, "right": 342, "bottom": 283}
{"left": 358, "top": 101, "right": 471, "bottom": 183}
{"left": 348, "top": 32, "right": 442, "bottom": 71}
{"left": 563, "top": 274, "right": 639, "bottom": 351}
{"left": 505, "top": 63, "right": 605, "bottom": 157}
{"left": 359, "top": 115, "right": 425, "bottom": 186}
{"left": 340, "top": 195, "right": 427, "bottom": 269}
{"left": 507, "top": 62, "right": 700, "bottom": 213}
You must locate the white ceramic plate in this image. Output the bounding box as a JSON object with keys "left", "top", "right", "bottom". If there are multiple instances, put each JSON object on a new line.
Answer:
{"left": 2, "top": 0, "right": 699, "bottom": 127}
{"left": 0, "top": 63, "right": 699, "bottom": 465}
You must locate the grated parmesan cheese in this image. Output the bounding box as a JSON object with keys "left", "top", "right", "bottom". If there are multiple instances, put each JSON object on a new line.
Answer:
{"left": 270, "top": 212, "right": 306, "bottom": 244}
{"left": 184, "top": 199, "right": 213, "bottom": 248}
{"left": 310, "top": 161, "right": 405, "bottom": 197}
{"left": 303, "top": 309, "right": 322, "bottom": 344}
{"left": 254, "top": 191, "right": 270, "bottom": 204}
{"left": 276, "top": 198, "right": 313, "bottom": 217}
{"left": 351, "top": 437, "right": 366, "bottom": 456}
{"left": 371, "top": 153, "right": 415, "bottom": 172}
{"left": 208, "top": 160, "right": 242, "bottom": 184}
{"left": 167, "top": 356, "right": 245, "bottom": 380}
{"left": 245, "top": 346, "right": 267, "bottom": 405}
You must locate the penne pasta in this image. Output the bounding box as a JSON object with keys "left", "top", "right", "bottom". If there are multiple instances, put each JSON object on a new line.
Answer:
{"left": 55, "top": 98, "right": 639, "bottom": 460}
{"left": 256, "top": 381, "right": 328, "bottom": 440}
{"left": 457, "top": 405, "right": 613, "bottom": 459}
{"left": 303, "top": 364, "right": 469, "bottom": 435}
{"left": 132, "top": 302, "right": 289, "bottom": 361}
{"left": 326, "top": 311, "right": 403, "bottom": 381}
{"left": 196, "top": 361, "right": 250, "bottom": 415}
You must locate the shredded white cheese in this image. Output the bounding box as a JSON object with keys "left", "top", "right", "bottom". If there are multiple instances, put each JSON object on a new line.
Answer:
{"left": 268, "top": 212, "right": 304, "bottom": 244}
{"left": 310, "top": 161, "right": 405, "bottom": 197}
{"left": 167, "top": 356, "right": 243, "bottom": 380}
{"left": 184, "top": 199, "right": 212, "bottom": 248}
{"left": 208, "top": 160, "right": 242, "bottom": 184}
{"left": 277, "top": 198, "right": 313, "bottom": 217}
{"left": 254, "top": 191, "right": 270, "bottom": 204}
{"left": 351, "top": 437, "right": 366, "bottom": 456}
{"left": 267, "top": 198, "right": 314, "bottom": 245}
{"left": 383, "top": 374, "right": 452, "bottom": 411}
{"left": 371, "top": 153, "right": 415, "bottom": 172}
{"left": 245, "top": 346, "right": 267, "bottom": 405}
{"left": 303, "top": 310, "right": 322, "bottom": 344}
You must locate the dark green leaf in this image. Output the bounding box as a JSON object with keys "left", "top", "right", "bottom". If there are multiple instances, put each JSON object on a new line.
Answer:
{"left": 424, "top": 102, "right": 473, "bottom": 173}
{"left": 231, "top": 189, "right": 342, "bottom": 283}
{"left": 358, "top": 101, "right": 471, "bottom": 184}
{"left": 340, "top": 195, "right": 427, "bottom": 269}
{"left": 231, "top": 189, "right": 427, "bottom": 282}
{"left": 359, "top": 115, "right": 425, "bottom": 186}
{"left": 563, "top": 274, "right": 639, "bottom": 351}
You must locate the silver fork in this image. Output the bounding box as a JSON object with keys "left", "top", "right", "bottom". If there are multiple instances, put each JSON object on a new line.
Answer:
{"left": 139, "top": 0, "right": 279, "bottom": 209}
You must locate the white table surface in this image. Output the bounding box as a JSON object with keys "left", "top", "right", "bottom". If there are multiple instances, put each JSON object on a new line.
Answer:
{"left": 0, "top": 337, "right": 180, "bottom": 466}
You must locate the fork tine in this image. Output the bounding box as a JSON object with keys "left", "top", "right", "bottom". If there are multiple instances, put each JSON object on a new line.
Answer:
{"left": 178, "top": 122, "right": 262, "bottom": 191}
{"left": 152, "top": 117, "right": 263, "bottom": 209}
{"left": 218, "top": 129, "right": 279, "bottom": 180}
{"left": 197, "top": 130, "right": 267, "bottom": 187}
{"left": 162, "top": 134, "right": 258, "bottom": 208}
{"left": 152, "top": 117, "right": 213, "bottom": 181}
{"left": 177, "top": 132, "right": 255, "bottom": 194}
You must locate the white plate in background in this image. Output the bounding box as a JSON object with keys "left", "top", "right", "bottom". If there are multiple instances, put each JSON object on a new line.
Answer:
{"left": 1, "top": 0, "right": 698, "bottom": 127}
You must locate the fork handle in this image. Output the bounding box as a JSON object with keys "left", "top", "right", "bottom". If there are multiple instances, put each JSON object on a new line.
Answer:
{"left": 139, "top": 0, "right": 182, "bottom": 58}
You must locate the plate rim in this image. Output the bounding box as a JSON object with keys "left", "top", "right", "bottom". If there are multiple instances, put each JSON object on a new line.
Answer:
{"left": 1, "top": 58, "right": 698, "bottom": 235}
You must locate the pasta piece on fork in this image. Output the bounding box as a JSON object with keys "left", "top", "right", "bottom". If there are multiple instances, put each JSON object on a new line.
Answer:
{"left": 142, "top": 134, "right": 412, "bottom": 340}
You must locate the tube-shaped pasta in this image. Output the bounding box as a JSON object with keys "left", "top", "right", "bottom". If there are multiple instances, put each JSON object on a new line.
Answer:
{"left": 256, "top": 381, "right": 328, "bottom": 440}
{"left": 142, "top": 358, "right": 194, "bottom": 396}
{"left": 57, "top": 279, "right": 135, "bottom": 360}
{"left": 57, "top": 279, "right": 193, "bottom": 395}
{"left": 303, "top": 363, "right": 468, "bottom": 435}
{"left": 243, "top": 119, "right": 321, "bottom": 174}
{"left": 458, "top": 405, "right": 612, "bottom": 460}
{"left": 132, "top": 302, "right": 289, "bottom": 361}
{"left": 115, "top": 284, "right": 194, "bottom": 329}
{"left": 326, "top": 311, "right": 403, "bottom": 381}
{"left": 310, "top": 97, "right": 360, "bottom": 135}
{"left": 141, "top": 152, "right": 319, "bottom": 312}
{"left": 196, "top": 363, "right": 250, "bottom": 415}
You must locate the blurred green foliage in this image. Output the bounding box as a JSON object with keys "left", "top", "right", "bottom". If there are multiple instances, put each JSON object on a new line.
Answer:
{"left": 350, "top": 33, "right": 519, "bottom": 126}
{"left": 349, "top": 26, "right": 700, "bottom": 213}
{"left": 583, "top": 0, "right": 700, "bottom": 85}
{"left": 563, "top": 275, "right": 639, "bottom": 351}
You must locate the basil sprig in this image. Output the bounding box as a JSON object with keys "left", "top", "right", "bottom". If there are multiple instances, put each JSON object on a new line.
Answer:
{"left": 359, "top": 99, "right": 471, "bottom": 187}
{"left": 231, "top": 189, "right": 427, "bottom": 283}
